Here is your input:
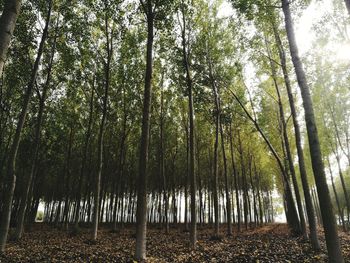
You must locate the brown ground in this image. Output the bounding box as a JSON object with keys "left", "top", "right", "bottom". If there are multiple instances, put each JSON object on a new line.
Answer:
{"left": 0, "top": 223, "right": 349, "bottom": 262}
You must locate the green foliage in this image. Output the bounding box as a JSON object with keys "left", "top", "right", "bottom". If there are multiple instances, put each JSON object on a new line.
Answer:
{"left": 0, "top": 0, "right": 347, "bottom": 234}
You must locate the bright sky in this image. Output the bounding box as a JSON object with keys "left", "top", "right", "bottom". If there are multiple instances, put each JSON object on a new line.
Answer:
{"left": 218, "top": 0, "right": 350, "bottom": 59}
{"left": 294, "top": 0, "right": 329, "bottom": 55}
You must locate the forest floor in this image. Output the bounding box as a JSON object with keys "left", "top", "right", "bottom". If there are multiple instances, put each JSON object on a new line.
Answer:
{"left": 0, "top": 223, "right": 350, "bottom": 262}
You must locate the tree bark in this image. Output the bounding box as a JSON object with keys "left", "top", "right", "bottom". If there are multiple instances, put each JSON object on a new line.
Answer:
{"left": 281, "top": 0, "right": 344, "bottom": 261}
{"left": 219, "top": 120, "right": 232, "bottom": 235}
{"left": 0, "top": 0, "right": 22, "bottom": 77}
{"left": 159, "top": 77, "right": 169, "bottom": 233}
{"left": 74, "top": 77, "right": 94, "bottom": 229}
{"left": 229, "top": 123, "right": 241, "bottom": 232}
{"left": 209, "top": 61, "right": 220, "bottom": 236}
{"left": 135, "top": 0, "right": 154, "bottom": 259}
{"left": 238, "top": 132, "right": 249, "bottom": 230}
{"left": 92, "top": 11, "right": 111, "bottom": 240}
{"left": 180, "top": 3, "right": 197, "bottom": 248}
{"left": 266, "top": 37, "right": 307, "bottom": 238}
{"left": 344, "top": 0, "right": 350, "bottom": 17}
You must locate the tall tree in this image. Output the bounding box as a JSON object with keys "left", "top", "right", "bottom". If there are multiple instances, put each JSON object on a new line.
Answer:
{"left": 229, "top": 87, "right": 301, "bottom": 235}
{"left": 135, "top": 0, "right": 155, "bottom": 259}
{"left": 179, "top": 0, "right": 197, "bottom": 248}
{"left": 0, "top": 0, "right": 22, "bottom": 76}
{"left": 268, "top": 13, "right": 320, "bottom": 249}
{"left": 264, "top": 37, "right": 307, "bottom": 238}
{"left": 281, "top": 0, "right": 344, "bottom": 261}
{"left": 14, "top": 13, "right": 59, "bottom": 240}
{"left": 91, "top": 3, "right": 113, "bottom": 240}
{"left": 0, "top": 0, "right": 52, "bottom": 251}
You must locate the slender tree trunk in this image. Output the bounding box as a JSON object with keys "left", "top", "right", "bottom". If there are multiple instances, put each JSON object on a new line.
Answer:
{"left": 159, "top": 79, "right": 169, "bottom": 233}
{"left": 219, "top": 103, "right": 232, "bottom": 235}
{"left": 256, "top": 172, "right": 264, "bottom": 225}
{"left": 269, "top": 17, "right": 320, "bottom": 249}
{"left": 248, "top": 159, "right": 258, "bottom": 227}
{"left": 344, "top": 0, "right": 350, "bottom": 17}
{"left": 135, "top": 1, "right": 154, "bottom": 259}
{"left": 207, "top": 52, "right": 223, "bottom": 236}
{"left": 0, "top": 0, "right": 52, "bottom": 251}
{"left": 14, "top": 13, "right": 57, "bottom": 239}
{"left": 229, "top": 123, "right": 241, "bottom": 232}
{"left": 213, "top": 116, "right": 220, "bottom": 235}
{"left": 74, "top": 78, "right": 94, "bottom": 229}
{"left": 0, "top": 0, "right": 22, "bottom": 77}
{"left": 281, "top": 0, "right": 344, "bottom": 261}
{"left": 92, "top": 12, "right": 111, "bottom": 240}
{"left": 230, "top": 89, "right": 300, "bottom": 234}
{"left": 184, "top": 123, "right": 189, "bottom": 231}
{"left": 329, "top": 105, "right": 350, "bottom": 167}
{"left": 327, "top": 157, "right": 346, "bottom": 231}
{"left": 62, "top": 125, "right": 74, "bottom": 230}
{"left": 334, "top": 151, "right": 350, "bottom": 217}
{"left": 238, "top": 132, "right": 248, "bottom": 231}
{"left": 268, "top": 49, "right": 307, "bottom": 238}
{"left": 180, "top": 5, "right": 197, "bottom": 248}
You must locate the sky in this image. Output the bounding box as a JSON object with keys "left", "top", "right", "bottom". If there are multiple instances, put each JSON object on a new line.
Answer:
{"left": 218, "top": 0, "right": 350, "bottom": 58}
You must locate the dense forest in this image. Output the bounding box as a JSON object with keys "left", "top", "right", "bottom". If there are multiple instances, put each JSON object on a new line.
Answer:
{"left": 0, "top": 0, "right": 349, "bottom": 262}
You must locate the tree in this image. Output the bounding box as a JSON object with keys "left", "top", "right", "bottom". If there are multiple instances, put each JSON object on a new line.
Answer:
{"left": 135, "top": 0, "right": 155, "bottom": 259}
{"left": 14, "top": 11, "right": 59, "bottom": 240}
{"left": 178, "top": 0, "right": 197, "bottom": 248}
{"left": 268, "top": 12, "right": 320, "bottom": 249}
{"left": 229, "top": 87, "right": 301, "bottom": 235}
{"left": 0, "top": 0, "right": 52, "bottom": 251}
{"left": 0, "top": 0, "right": 22, "bottom": 77}
{"left": 281, "top": 0, "right": 344, "bottom": 261}
{"left": 344, "top": 0, "right": 350, "bottom": 16}
{"left": 91, "top": 1, "right": 114, "bottom": 241}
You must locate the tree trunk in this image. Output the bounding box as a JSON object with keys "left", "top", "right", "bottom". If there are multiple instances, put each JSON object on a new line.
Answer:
{"left": 0, "top": 0, "right": 22, "bottom": 77}
{"left": 248, "top": 158, "right": 258, "bottom": 227}
{"left": 281, "top": 0, "right": 344, "bottom": 261}
{"left": 159, "top": 78, "right": 169, "bottom": 233}
{"left": 210, "top": 73, "right": 220, "bottom": 237}
{"left": 327, "top": 157, "right": 346, "bottom": 231}
{"left": 0, "top": 0, "right": 52, "bottom": 251}
{"left": 229, "top": 89, "right": 300, "bottom": 234}
{"left": 229, "top": 123, "right": 241, "bottom": 232}
{"left": 74, "top": 77, "right": 94, "bottom": 229}
{"left": 329, "top": 105, "right": 350, "bottom": 167}
{"left": 92, "top": 12, "right": 111, "bottom": 240}
{"left": 219, "top": 100, "right": 232, "bottom": 235}
{"left": 266, "top": 39, "right": 307, "bottom": 237}
{"left": 238, "top": 132, "right": 248, "bottom": 231}
{"left": 180, "top": 5, "right": 197, "bottom": 248}
{"left": 184, "top": 123, "right": 189, "bottom": 231}
{"left": 14, "top": 11, "right": 57, "bottom": 239}
{"left": 344, "top": 0, "right": 350, "bottom": 17}
{"left": 135, "top": 1, "right": 154, "bottom": 259}
{"left": 62, "top": 125, "right": 74, "bottom": 230}
{"left": 269, "top": 16, "right": 320, "bottom": 249}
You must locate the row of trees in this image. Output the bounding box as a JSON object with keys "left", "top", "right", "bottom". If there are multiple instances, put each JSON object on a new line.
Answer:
{"left": 0, "top": 0, "right": 349, "bottom": 262}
